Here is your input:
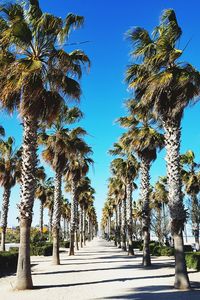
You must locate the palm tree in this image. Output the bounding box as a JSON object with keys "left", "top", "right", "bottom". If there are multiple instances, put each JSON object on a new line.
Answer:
{"left": 132, "top": 200, "right": 143, "bottom": 241}
{"left": 180, "top": 150, "right": 200, "bottom": 250}
{"left": 118, "top": 100, "right": 163, "bottom": 264}
{"left": 110, "top": 151, "right": 139, "bottom": 255}
{"left": 43, "top": 177, "right": 54, "bottom": 240}
{"left": 87, "top": 204, "right": 98, "bottom": 239}
{"left": 0, "top": 136, "right": 20, "bottom": 251}
{"left": 35, "top": 170, "right": 53, "bottom": 235}
{"left": 125, "top": 9, "right": 200, "bottom": 288}
{"left": 39, "top": 105, "right": 85, "bottom": 264}
{"left": 150, "top": 177, "right": 169, "bottom": 244}
{"left": 76, "top": 177, "right": 95, "bottom": 247}
{"left": 0, "top": 0, "right": 90, "bottom": 289}
{"left": 65, "top": 147, "right": 93, "bottom": 255}
{"left": 61, "top": 197, "right": 71, "bottom": 240}
{"left": 108, "top": 176, "right": 123, "bottom": 247}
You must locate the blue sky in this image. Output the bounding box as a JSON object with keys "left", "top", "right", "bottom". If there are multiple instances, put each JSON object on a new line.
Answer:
{"left": 1, "top": 0, "right": 200, "bottom": 226}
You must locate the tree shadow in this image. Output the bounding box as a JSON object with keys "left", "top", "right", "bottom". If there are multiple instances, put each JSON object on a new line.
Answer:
{"left": 32, "top": 262, "right": 176, "bottom": 276}
{"left": 33, "top": 272, "right": 177, "bottom": 289}
{"left": 98, "top": 283, "right": 200, "bottom": 300}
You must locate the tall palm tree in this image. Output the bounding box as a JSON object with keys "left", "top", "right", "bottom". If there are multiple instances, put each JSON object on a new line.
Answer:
{"left": 77, "top": 177, "right": 95, "bottom": 247}
{"left": 180, "top": 150, "right": 200, "bottom": 250}
{"left": 150, "top": 176, "right": 169, "bottom": 244}
{"left": 61, "top": 197, "right": 71, "bottom": 240}
{"left": 43, "top": 177, "right": 54, "bottom": 240}
{"left": 0, "top": 136, "right": 20, "bottom": 251}
{"left": 110, "top": 152, "right": 139, "bottom": 255}
{"left": 108, "top": 176, "right": 123, "bottom": 247}
{"left": 118, "top": 101, "right": 163, "bottom": 264}
{"left": 0, "top": 0, "right": 90, "bottom": 289}
{"left": 35, "top": 170, "right": 53, "bottom": 235}
{"left": 39, "top": 105, "right": 85, "bottom": 264}
{"left": 126, "top": 9, "right": 200, "bottom": 288}
{"left": 65, "top": 148, "right": 93, "bottom": 255}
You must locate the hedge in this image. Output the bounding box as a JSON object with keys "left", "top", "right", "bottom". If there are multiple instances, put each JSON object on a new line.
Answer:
{"left": 60, "top": 241, "right": 70, "bottom": 248}
{"left": 132, "top": 240, "right": 143, "bottom": 249}
{"left": 185, "top": 252, "right": 200, "bottom": 271}
{"left": 30, "top": 243, "right": 53, "bottom": 256}
{"left": 0, "top": 251, "right": 18, "bottom": 276}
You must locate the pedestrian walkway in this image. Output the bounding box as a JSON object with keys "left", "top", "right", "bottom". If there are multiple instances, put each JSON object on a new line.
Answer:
{"left": 1, "top": 237, "right": 200, "bottom": 300}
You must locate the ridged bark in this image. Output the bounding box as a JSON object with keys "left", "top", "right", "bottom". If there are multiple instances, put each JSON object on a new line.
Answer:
{"left": 16, "top": 117, "right": 37, "bottom": 290}
{"left": 118, "top": 202, "right": 122, "bottom": 248}
{"left": 69, "top": 179, "right": 77, "bottom": 255}
{"left": 52, "top": 171, "right": 62, "bottom": 265}
{"left": 127, "top": 182, "right": 134, "bottom": 255}
{"left": 121, "top": 193, "right": 127, "bottom": 251}
{"left": 39, "top": 200, "right": 43, "bottom": 234}
{"left": 49, "top": 208, "right": 53, "bottom": 241}
{"left": 164, "top": 120, "right": 190, "bottom": 289}
{"left": 107, "top": 215, "right": 111, "bottom": 241}
{"left": 140, "top": 157, "right": 151, "bottom": 267}
{"left": 63, "top": 217, "right": 66, "bottom": 240}
{"left": 80, "top": 206, "right": 83, "bottom": 247}
{"left": 114, "top": 206, "right": 118, "bottom": 246}
{"left": 83, "top": 207, "right": 86, "bottom": 245}
{"left": 191, "top": 193, "right": 199, "bottom": 250}
{"left": 0, "top": 187, "right": 11, "bottom": 251}
{"left": 75, "top": 203, "right": 79, "bottom": 250}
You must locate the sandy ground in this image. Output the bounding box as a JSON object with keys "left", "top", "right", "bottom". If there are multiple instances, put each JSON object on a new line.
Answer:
{"left": 0, "top": 238, "right": 200, "bottom": 300}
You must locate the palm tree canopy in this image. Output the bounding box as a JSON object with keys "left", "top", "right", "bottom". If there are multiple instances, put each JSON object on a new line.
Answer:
{"left": 180, "top": 150, "right": 200, "bottom": 195}
{"left": 126, "top": 9, "right": 200, "bottom": 124}
{"left": 0, "top": 1, "right": 90, "bottom": 121}
{"left": 117, "top": 99, "right": 164, "bottom": 162}
{"left": 39, "top": 104, "right": 88, "bottom": 173}
{"left": 0, "top": 136, "right": 20, "bottom": 188}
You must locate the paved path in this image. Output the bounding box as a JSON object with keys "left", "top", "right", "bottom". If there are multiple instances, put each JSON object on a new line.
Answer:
{"left": 1, "top": 237, "right": 200, "bottom": 300}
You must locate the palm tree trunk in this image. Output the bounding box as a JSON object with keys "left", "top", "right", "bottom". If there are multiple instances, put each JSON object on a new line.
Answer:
{"left": 140, "top": 157, "right": 151, "bottom": 266}
{"left": 80, "top": 206, "right": 83, "bottom": 247}
{"left": 83, "top": 207, "right": 86, "bottom": 245}
{"left": 118, "top": 202, "right": 122, "bottom": 248}
{"left": 69, "top": 179, "right": 77, "bottom": 255}
{"left": 52, "top": 171, "right": 62, "bottom": 265}
{"left": 155, "top": 206, "right": 162, "bottom": 244}
{"left": 39, "top": 200, "right": 43, "bottom": 235}
{"left": 191, "top": 194, "right": 200, "bottom": 250}
{"left": 0, "top": 187, "right": 11, "bottom": 251}
{"left": 122, "top": 193, "right": 127, "bottom": 251}
{"left": 16, "top": 117, "right": 37, "bottom": 290}
{"left": 49, "top": 208, "right": 53, "bottom": 241}
{"left": 127, "top": 182, "right": 134, "bottom": 255}
{"left": 108, "top": 215, "right": 111, "bottom": 241}
{"left": 75, "top": 204, "right": 79, "bottom": 250}
{"left": 164, "top": 121, "right": 190, "bottom": 289}
{"left": 114, "top": 207, "right": 118, "bottom": 246}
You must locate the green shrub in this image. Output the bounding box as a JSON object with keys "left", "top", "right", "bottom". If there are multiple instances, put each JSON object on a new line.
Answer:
{"left": 30, "top": 243, "right": 53, "bottom": 256}
{"left": 30, "top": 229, "right": 48, "bottom": 243}
{"left": 60, "top": 241, "right": 70, "bottom": 248}
{"left": 152, "top": 245, "right": 161, "bottom": 256}
{"left": 9, "top": 247, "right": 19, "bottom": 253}
{"left": 0, "top": 251, "right": 18, "bottom": 276}
{"left": 151, "top": 245, "right": 174, "bottom": 256}
{"left": 184, "top": 245, "right": 193, "bottom": 252}
{"left": 160, "top": 246, "right": 174, "bottom": 256}
{"left": 132, "top": 240, "right": 143, "bottom": 249}
{"left": 185, "top": 252, "right": 200, "bottom": 271}
{"left": 149, "top": 241, "right": 159, "bottom": 253}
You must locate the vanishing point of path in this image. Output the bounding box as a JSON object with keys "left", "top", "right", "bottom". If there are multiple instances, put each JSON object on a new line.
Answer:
{"left": 1, "top": 238, "right": 200, "bottom": 300}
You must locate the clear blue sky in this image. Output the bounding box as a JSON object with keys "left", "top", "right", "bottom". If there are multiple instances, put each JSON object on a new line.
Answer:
{"left": 1, "top": 0, "right": 200, "bottom": 226}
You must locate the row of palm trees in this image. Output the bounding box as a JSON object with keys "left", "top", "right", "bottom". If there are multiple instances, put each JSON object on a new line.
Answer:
{"left": 0, "top": 0, "right": 97, "bottom": 290}
{"left": 102, "top": 9, "right": 200, "bottom": 290}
